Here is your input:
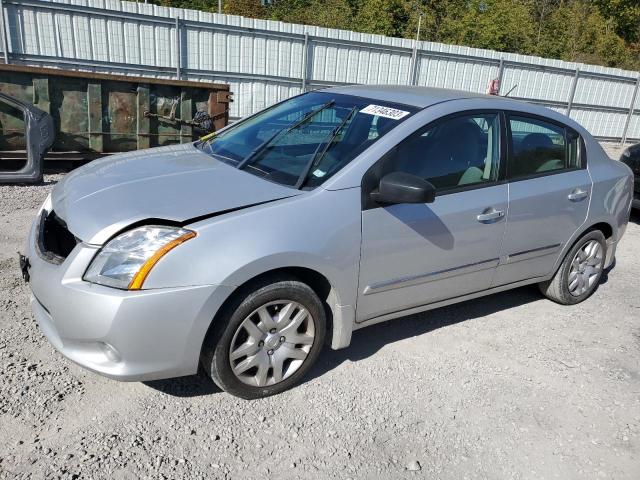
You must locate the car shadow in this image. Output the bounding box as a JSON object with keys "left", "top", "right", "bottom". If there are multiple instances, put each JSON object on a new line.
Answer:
{"left": 630, "top": 209, "right": 640, "bottom": 225}
{"left": 144, "top": 368, "right": 223, "bottom": 397}
{"left": 385, "top": 203, "right": 455, "bottom": 250}
{"left": 303, "top": 285, "right": 543, "bottom": 386}
{"left": 144, "top": 284, "right": 546, "bottom": 398}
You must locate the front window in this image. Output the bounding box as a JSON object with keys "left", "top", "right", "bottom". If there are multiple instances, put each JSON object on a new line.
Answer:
{"left": 200, "top": 92, "right": 418, "bottom": 188}
{"left": 372, "top": 112, "right": 501, "bottom": 191}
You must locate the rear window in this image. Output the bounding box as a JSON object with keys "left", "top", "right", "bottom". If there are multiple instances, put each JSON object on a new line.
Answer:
{"left": 508, "top": 115, "right": 582, "bottom": 179}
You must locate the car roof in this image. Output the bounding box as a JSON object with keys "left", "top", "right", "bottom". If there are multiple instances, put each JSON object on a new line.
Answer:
{"left": 323, "top": 84, "right": 590, "bottom": 137}
{"left": 323, "top": 84, "right": 493, "bottom": 108}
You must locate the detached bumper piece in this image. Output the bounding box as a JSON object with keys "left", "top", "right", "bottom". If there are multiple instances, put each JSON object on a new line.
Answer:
{"left": 18, "top": 253, "right": 30, "bottom": 283}
{"left": 0, "top": 92, "right": 54, "bottom": 184}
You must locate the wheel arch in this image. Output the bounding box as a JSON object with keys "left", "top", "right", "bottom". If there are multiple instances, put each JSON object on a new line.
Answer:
{"left": 200, "top": 266, "right": 354, "bottom": 361}
{"left": 585, "top": 221, "right": 613, "bottom": 241}
{"left": 551, "top": 220, "right": 615, "bottom": 277}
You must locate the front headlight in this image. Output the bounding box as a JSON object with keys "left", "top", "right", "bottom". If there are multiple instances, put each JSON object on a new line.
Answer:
{"left": 84, "top": 226, "right": 196, "bottom": 290}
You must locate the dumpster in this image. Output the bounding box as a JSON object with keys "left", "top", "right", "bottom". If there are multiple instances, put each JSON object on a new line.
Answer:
{"left": 0, "top": 64, "right": 232, "bottom": 169}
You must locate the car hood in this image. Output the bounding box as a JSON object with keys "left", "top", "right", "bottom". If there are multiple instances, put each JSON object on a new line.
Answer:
{"left": 51, "top": 143, "right": 301, "bottom": 244}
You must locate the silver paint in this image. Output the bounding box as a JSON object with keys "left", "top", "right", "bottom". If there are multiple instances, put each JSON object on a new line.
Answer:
{"left": 26, "top": 86, "right": 633, "bottom": 382}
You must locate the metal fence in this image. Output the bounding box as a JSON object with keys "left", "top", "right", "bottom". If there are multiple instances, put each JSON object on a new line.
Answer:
{"left": 1, "top": 0, "right": 639, "bottom": 143}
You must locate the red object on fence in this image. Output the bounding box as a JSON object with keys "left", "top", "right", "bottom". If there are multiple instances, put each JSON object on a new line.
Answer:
{"left": 486, "top": 78, "right": 500, "bottom": 95}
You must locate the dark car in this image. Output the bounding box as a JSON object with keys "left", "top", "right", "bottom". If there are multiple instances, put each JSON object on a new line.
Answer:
{"left": 620, "top": 143, "right": 640, "bottom": 209}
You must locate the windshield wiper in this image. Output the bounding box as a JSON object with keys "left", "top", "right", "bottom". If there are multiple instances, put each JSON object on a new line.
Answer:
{"left": 237, "top": 100, "right": 335, "bottom": 170}
{"left": 294, "top": 107, "right": 357, "bottom": 189}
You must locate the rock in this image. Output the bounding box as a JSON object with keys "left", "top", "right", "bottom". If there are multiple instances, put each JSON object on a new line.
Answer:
{"left": 406, "top": 460, "right": 421, "bottom": 471}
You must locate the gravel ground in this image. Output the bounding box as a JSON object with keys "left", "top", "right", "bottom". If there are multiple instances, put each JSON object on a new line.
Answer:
{"left": 0, "top": 172, "right": 639, "bottom": 480}
{"left": 601, "top": 143, "right": 629, "bottom": 161}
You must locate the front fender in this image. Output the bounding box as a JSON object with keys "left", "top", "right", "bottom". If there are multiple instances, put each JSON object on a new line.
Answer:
{"left": 142, "top": 187, "right": 363, "bottom": 348}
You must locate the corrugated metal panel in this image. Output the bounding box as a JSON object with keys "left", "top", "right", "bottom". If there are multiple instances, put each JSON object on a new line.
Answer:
{"left": 570, "top": 109, "right": 629, "bottom": 139}
{"left": 574, "top": 76, "right": 636, "bottom": 109}
{"left": 502, "top": 66, "right": 574, "bottom": 103}
{"left": 1, "top": 0, "right": 639, "bottom": 141}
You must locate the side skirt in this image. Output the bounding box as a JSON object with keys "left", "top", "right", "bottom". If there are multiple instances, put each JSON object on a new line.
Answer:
{"left": 352, "top": 274, "right": 551, "bottom": 331}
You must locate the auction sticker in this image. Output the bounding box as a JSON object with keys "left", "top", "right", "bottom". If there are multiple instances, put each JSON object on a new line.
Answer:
{"left": 360, "top": 104, "right": 410, "bottom": 120}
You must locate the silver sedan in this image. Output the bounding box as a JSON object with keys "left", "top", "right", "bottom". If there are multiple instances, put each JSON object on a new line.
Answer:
{"left": 24, "top": 86, "right": 633, "bottom": 398}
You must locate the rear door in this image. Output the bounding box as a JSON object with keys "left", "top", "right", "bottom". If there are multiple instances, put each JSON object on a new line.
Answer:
{"left": 493, "top": 114, "right": 591, "bottom": 286}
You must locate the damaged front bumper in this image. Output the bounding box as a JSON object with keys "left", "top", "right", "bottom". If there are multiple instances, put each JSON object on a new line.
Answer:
{"left": 24, "top": 210, "right": 233, "bottom": 382}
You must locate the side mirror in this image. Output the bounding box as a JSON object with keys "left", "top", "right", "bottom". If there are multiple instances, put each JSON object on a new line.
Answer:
{"left": 370, "top": 171, "right": 436, "bottom": 205}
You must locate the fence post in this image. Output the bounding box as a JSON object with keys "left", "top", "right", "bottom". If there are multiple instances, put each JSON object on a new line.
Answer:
{"left": 0, "top": 0, "right": 10, "bottom": 65}
{"left": 175, "top": 17, "right": 181, "bottom": 80}
{"left": 301, "top": 32, "right": 309, "bottom": 91}
{"left": 409, "top": 44, "right": 418, "bottom": 85}
{"left": 495, "top": 58, "right": 504, "bottom": 94}
{"left": 408, "top": 13, "right": 423, "bottom": 86}
{"left": 412, "top": 50, "right": 421, "bottom": 86}
{"left": 566, "top": 68, "right": 580, "bottom": 115}
{"left": 621, "top": 76, "right": 639, "bottom": 146}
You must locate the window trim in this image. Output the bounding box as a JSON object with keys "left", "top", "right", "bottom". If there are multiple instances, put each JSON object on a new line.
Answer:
{"left": 361, "top": 109, "right": 507, "bottom": 210}
{"left": 504, "top": 110, "right": 587, "bottom": 183}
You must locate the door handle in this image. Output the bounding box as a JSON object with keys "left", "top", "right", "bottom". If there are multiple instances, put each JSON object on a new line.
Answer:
{"left": 477, "top": 208, "right": 505, "bottom": 223}
{"left": 567, "top": 188, "right": 589, "bottom": 201}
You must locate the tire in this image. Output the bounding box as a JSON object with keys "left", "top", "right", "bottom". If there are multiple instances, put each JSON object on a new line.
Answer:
{"left": 201, "top": 277, "right": 326, "bottom": 399}
{"left": 538, "top": 230, "right": 607, "bottom": 305}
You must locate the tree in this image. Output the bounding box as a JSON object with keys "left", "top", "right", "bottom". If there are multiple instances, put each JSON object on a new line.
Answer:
{"left": 527, "top": 0, "right": 561, "bottom": 51}
{"left": 594, "top": 0, "right": 640, "bottom": 44}
{"left": 157, "top": 0, "right": 219, "bottom": 11}
{"left": 355, "top": 0, "right": 409, "bottom": 37}
{"left": 308, "top": 0, "right": 355, "bottom": 30}
{"left": 437, "top": 0, "right": 535, "bottom": 53}
{"left": 403, "top": 1, "right": 467, "bottom": 43}
{"left": 223, "top": 0, "right": 268, "bottom": 18}
{"left": 269, "top": 0, "right": 354, "bottom": 30}
{"left": 537, "top": 0, "right": 634, "bottom": 68}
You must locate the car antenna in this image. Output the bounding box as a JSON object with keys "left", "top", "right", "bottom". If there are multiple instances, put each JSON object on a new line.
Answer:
{"left": 503, "top": 85, "right": 517, "bottom": 97}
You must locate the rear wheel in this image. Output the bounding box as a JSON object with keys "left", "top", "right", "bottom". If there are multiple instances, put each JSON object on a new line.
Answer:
{"left": 201, "top": 278, "right": 326, "bottom": 399}
{"left": 539, "top": 230, "right": 606, "bottom": 305}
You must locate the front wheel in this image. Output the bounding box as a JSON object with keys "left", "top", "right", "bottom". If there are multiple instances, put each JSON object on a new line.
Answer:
{"left": 539, "top": 230, "right": 606, "bottom": 305}
{"left": 201, "top": 278, "right": 326, "bottom": 399}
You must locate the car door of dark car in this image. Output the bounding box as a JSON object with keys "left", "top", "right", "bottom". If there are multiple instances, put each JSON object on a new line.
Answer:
{"left": 620, "top": 143, "right": 640, "bottom": 209}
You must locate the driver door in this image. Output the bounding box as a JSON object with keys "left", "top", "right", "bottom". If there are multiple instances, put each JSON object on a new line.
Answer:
{"left": 356, "top": 111, "right": 508, "bottom": 322}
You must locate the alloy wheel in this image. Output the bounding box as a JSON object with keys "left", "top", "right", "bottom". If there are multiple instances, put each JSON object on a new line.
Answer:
{"left": 228, "top": 300, "right": 315, "bottom": 387}
{"left": 568, "top": 239, "right": 603, "bottom": 296}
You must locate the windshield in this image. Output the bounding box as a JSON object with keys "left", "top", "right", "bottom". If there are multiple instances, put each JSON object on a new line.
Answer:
{"left": 201, "top": 92, "right": 418, "bottom": 189}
